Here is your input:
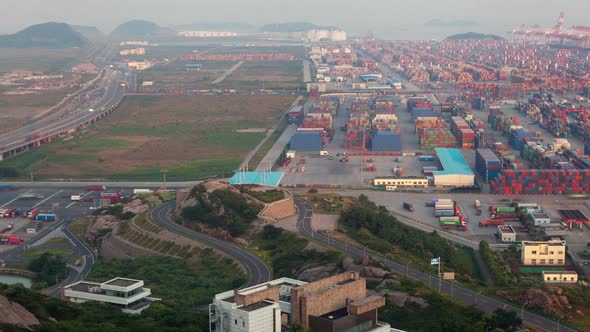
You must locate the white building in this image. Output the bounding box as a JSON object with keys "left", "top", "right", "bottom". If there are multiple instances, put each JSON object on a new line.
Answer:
{"left": 63, "top": 278, "right": 160, "bottom": 314}
{"left": 178, "top": 31, "right": 238, "bottom": 37}
{"left": 306, "top": 29, "right": 347, "bottom": 42}
{"left": 530, "top": 212, "right": 551, "bottom": 225}
{"left": 210, "top": 277, "right": 307, "bottom": 332}
{"left": 120, "top": 48, "right": 145, "bottom": 56}
{"left": 25, "top": 222, "right": 41, "bottom": 234}
{"left": 127, "top": 61, "right": 151, "bottom": 71}
{"left": 497, "top": 225, "right": 516, "bottom": 243}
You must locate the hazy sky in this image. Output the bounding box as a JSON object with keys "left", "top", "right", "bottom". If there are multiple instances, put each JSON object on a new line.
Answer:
{"left": 2, "top": 0, "right": 589, "bottom": 39}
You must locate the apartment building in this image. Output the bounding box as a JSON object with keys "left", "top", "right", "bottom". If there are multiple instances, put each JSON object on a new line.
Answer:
{"left": 521, "top": 241, "right": 566, "bottom": 266}
{"left": 62, "top": 277, "right": 160, "bottom": 314}
{"left": 209, "top": 272, "right": 393, "bottom": 332}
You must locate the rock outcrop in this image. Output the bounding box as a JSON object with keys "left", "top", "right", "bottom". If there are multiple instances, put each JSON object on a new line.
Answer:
{"left": 496, "top": 287, "right": 574, "bottom": 318}
{"left": 0, "top": 295, "right": 40, "bottom": 329}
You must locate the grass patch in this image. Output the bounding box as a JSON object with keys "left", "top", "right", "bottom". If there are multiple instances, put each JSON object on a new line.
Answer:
{"left": 20, "top": 248, "right": 73, "bottom": 259}
{"left": 43, "top": 237, "right": 70, "bottom": 246}
{"left": 202, "top": 131, "right": 265, "bottom": 151}
{"left": 88, "top": 254, "right": 246, "bottom": 306}
{"left": 298, "top": 193, "right": 355, "bottom": 215}
{"left": 239, "top": 185, "right": 285, "bottom": 203}
{"left": 248, "top": 116, "right": 288, "bottom": 170}
{"left": 69, "top": 217, "right": 92, "bottom": 247}
{"left": 111, "top": 157, "right": 241, "bottom": 181}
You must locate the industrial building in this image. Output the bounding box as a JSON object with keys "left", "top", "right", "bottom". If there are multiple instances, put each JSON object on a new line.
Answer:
{"left": 306, "top": 29, "right": 347, "bottom": 42}
{"left": 373, "top": 177, "right": 428, "bottom": 188}
{"left": 209, "top": 272, "right": 392, "bottom": 332}
{"left": 432, "top": 148, "right": 475, "bottom": 187}
{"left": 185, "top": 63, "right": 202, "bottom": 72}
{"left": 529, "top": 212, "right": 551, "bottom": 225}
{"left": 127, "top": 61, "right": 151, "bottom": 71}
{"left": 62, "top": 278, "right": 160, "bottom": 314}
{"left": 497, "top": 225, "right": 516, "bottom": 243}
{"left": 359, "top": 73, "right": 382, "bottom": 82}
{"left": 542, "top": 271, "right": 578, "bottom": 284}
{"left": 521, "top": 241, "right": 566, "bottom": 266}
{"left": 119, "top": 48, "right": 145, "bottom": 56}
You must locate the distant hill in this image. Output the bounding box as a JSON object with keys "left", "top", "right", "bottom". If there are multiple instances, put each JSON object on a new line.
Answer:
{"left": 0, "top": 22, "right": 88, "bottom": 48}
{"left": 446, "top": 32, "right": 504, "bottom": 40}
{"left": 259, "top": 22, "right": 339, "bottom": 32}
{"left": 110, "top": 20, "right": 174, "bottom": 38}
{"left": 71, "top": 25, "right": 106, "bottom": 43}
{"left": 172, "top": 22, "right": 256, "bottom": 32}
{"left": 425, "top": 19, "right": 478, "bottom": 28}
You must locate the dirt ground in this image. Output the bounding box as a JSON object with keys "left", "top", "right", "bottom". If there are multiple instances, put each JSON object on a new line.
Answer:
{"left": 15, "top": 95, "right": 295, "bottom": 180}
{"left": 0, "top": 91, "right": 72, "bottom": 132}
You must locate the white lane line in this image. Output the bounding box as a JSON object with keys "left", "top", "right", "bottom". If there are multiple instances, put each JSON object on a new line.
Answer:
{"left": 32, "top": 190, "right": 63, "bottom": 208}
{"left": 0, "top": 190, "right": 32, "bottom": 207}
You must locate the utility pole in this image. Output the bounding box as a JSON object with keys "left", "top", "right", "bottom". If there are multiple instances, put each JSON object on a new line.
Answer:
{"left": 160, "top": 168, "right": 168, "bottom": 189}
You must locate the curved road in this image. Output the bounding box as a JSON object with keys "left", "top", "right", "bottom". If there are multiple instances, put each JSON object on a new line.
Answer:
{"left": 294, "top": 198, "right": 577, "bottom": 332}
{"left": 150, "top": 201, "right": 271, "bottom": 287}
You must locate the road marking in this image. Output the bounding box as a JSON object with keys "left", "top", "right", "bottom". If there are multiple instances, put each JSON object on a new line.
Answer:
{"left": 0, "top": 190, "right": 32, "bottom": 207}
{"left": 32, "top": 190, "right": 63, "bottom": 208}
{"left": 66, "top": 191, "right": 94, "bottom": 209}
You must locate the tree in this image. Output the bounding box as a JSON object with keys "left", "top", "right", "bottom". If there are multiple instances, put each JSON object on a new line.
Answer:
{"left": 488, "top": 308, "right": 522, "bottom": 332}
{"left": 28, "top": 253, "right": 68, "bottom": 288}
{"left": 289, "top": 323, "right": 310, "bottom": 332}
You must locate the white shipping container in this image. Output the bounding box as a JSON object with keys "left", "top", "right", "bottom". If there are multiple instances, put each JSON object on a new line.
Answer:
{"left": 133, "top": 189, "right": 152, "bottom": 194}
{"left": 71, "top": 195, "right": 81, "bottom": 201}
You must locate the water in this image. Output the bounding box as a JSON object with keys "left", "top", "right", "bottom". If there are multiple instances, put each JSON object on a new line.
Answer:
{"left": 0, "top": 274, "right": 33, "bottom": 288}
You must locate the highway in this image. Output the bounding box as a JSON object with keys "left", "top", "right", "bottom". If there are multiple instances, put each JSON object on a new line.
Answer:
{"left": 0, "top": 67, "right": 126, "bottom": 156}
{"left": 294, "top": 198, "right": 577, "bottom": 332}
{"left": 150, "top": 201, "right": 271, "bottom": 287}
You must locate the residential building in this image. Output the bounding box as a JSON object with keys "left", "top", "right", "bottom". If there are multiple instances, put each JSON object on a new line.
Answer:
{"left": 62, "top": 278, "right": 160, "bottom": 314}
{"left": 119, "top": 48, "right": 145, "bottom": 56}
{"left": 497, "top": 225, "right": 516, "bottom": 243}
{"left": 209, "top": 272, "right": 393, "bottom": 332}
{"left": 542, "top": 271, "right": 578, "bottom": 283}
{"left": 127, "top": 61, "right": 151, "bottom": 71}
{"left": 521, "top": 241, "right": 566, "bottom": 266}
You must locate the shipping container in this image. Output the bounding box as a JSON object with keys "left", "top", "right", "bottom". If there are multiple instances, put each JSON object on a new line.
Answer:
{"left": 371, "top": 132, "right": 401, "bottom": 152}
{"left": 36, "top": 214, "right": 56, "bottom": 221}
{"left": 84, "top": 185, "right": 105, "bottom": 191}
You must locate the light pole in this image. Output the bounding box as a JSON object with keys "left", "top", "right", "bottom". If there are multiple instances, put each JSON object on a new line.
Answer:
{"left": 557, "top": 317, "right": 561, "bottom": 332}
{"left": 521, "top": 304, "right": 525, "bottom": 321}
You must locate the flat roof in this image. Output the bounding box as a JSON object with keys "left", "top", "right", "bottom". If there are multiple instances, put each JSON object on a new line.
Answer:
{"left": 433, "top": 148, "right": 474, "bottom": 176}
{"left": 104, "top": 278, "right": 140, "bottom": 287}
{"left": 240, "top": 300, "right": 275, "bottom": 312}
{"left": 558, "top": 209, "right": 589, "bottom": 222}
{"left": 498, "top": 225, "right": 515, "bottom": 233}
{"left": 67, "top": 281, "right": 100, "bottom": 292}
{"left": 229, "top": 171, "right": 284, "bottom": 187}
{"left": 522, "top": 241, "right": 565, "bottom": 246}
{"left": 542, "top": 271, "right": 577, "bottom": 275}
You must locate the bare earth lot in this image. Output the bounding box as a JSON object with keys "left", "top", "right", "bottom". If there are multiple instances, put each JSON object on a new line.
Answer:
{"left": 1, "top": 95, "right": 295, "bottom": 180}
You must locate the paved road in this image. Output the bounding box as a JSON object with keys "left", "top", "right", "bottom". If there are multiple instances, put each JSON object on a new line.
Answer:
{"left": 0, "top": 181, "right": 204, "bottom": 188}
{"left": 212, "top": 61, "right": 244, "bottom": 84}
{"left": 294, "top": 198, "right": 577, "bottom": 332}
{"left": 150, "top": 201, "right": 271, "bottom": 287}
{"left": 0, "top": 68, "right": 125, "bottom": 155}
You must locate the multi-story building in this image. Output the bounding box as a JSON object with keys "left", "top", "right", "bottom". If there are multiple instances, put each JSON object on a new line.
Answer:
{"left": 62, "top": 278, "right": 160, "bottom": 314}
{"left": 306, "top": 29, "right": 347, "bottom": 42}
{"left": 127, "top": 61, "right": 151, "bottom": 71}
{"left": 497, "top": 225, "right": 516, "bottom": 243}
{"left": 209, "top": 272, "right": 393, "bottom": 332}
{"left": 178, "top": 31, "right": 238, "bottom": 37}
{"left": 120, "top": 48, "right": 146, "bottom": 56}
{"left": 521, "top": 241, "right": 566, "bottom": 266}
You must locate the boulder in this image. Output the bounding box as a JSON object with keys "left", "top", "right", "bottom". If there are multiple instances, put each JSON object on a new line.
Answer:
{"left": 297, "top": 265, "right": 338, "bottom": 282}
{"left": 361, "top": 266, "right": 389, "bottom": 278}
{"left": 377, "top": 278, "right": 401, "bottom": 289}
{"left": 408, "top": 296, "right": 429, "bottom": 308}
{"left": 342, "top": 257, "right": 357, "bottom": 270}
{"left": 383, "top": 291, "right": 408, "bottom": 307}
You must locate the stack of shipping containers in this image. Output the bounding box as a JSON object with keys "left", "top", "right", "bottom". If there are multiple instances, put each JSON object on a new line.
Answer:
{"left": 475, "top": 148, "right": 502, "bottom": 183}
{"left": 419, "top": 129, "right": 456, "bottom": 149}
{"left": 491, "top": 169, "right": 590, "bottom": 195}
{"left": 450, "top": 117, "right": 475, "bottom": 149}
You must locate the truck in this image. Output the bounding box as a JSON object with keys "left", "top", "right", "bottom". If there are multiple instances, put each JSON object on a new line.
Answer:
{"left": 479, "top": 219, "right": 505, "bottom": 227}
{"left": 495, "top": 207, "right": 516, "bottom": 213}
{"left": 0, "top": 224, "right": 13, "bottom": 234}
{"left": 403, "top": 202, "right": 414, "bottom": 212}
{"left": 491, "top": 212, "right": 519, "bottom": 221}
{"left": 133, "top": 189, "right": 152, "bottom": 194}
{"left": 435, "top": 209, "right": 455, "bottom": 217}
{"left": 35, "top": 214, "right": 56, "bottom": 221}
{"left": 100, "top": 192, "right": 122, "bottom": 201}
{"left": 71, "top": 195, "right": 82, "bottom": 201}
{"left": 3, "top": 209, "right": 14, "bottom": 218}
{"left": 26, "top": 208, "right": 40, "bottom": 219}
{"left": 84, "top": 185, "right": 106, "bottom": 191}
{"left": 475, "top": 200, "right": 481, "bottom": 209}
{"left": 0, "top": 185, "right": 15, "bottom": 191}
{"left": 10, "top": 208, "right": 22, "bottom": 218}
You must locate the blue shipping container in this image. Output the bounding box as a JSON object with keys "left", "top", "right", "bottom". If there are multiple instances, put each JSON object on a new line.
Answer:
{"left": 290, "top": 132, "right": 323, "bottom": 151}
{"left": 371, "top": 132, "right": 401, "bottom": 152}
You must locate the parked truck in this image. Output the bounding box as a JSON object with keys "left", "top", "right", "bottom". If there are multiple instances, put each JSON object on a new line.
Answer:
{"left": 84, "top": 185, "right": 105, "bottom": 191}
{"left": 100, "top": 192, "right": 122, "bottom": 201}
{"left": 35, "top": 214, "right": 56, "bottom": 221}
{"left": 479, "top": 219, "right": 505, "bottom": 227}
{"left": 26, "top": 208, "right": 40, "bottom": 220}
{"left": 403, "top": 202, "right": 414, "bottom": 212}
{"left": 491, "top": 212, "right": 519, "bottom": 221}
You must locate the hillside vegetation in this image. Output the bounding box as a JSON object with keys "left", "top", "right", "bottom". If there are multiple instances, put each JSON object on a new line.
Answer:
{"left": 0, "top": 22, "right": 88, "bottom": 48}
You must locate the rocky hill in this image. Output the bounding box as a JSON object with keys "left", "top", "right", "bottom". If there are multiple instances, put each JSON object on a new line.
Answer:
{"left": 0, "top": 22, "right": 89, "bottom": 48}
{"left": 110, "top": 20, "right": 174, "bottom": 38}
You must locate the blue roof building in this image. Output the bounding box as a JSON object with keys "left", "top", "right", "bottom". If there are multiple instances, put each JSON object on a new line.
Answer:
{"left": 433, "top": 148, "right": 475, "bottom": 187}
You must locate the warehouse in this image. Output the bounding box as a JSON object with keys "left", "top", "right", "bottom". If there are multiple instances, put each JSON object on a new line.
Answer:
{"left": 373, "top": 177, "right": 429, "bottom": 188}
{"left": 432, "top": 148, "right": 475, "bottom": 187}
{"left": 290, "top": 131, "right": 323, "bottom": 152}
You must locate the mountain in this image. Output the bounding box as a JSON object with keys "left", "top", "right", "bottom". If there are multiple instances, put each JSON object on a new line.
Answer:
{"left": 71, "top": 25, "right": 106, "bottom": 43}
{"left": 172, "top": 22, "right": 256, "bottom": 32}
{"left": 446, "top": 32, "right": 504, "bottom": 40}
{"left": 259, "top": 22, "right": 339, "bottom": 32}
{"left": 0, "top": 22, "right": 88, "bottom": 48}
{"left": 110, "top": 20, "right": 174, "bottom": 38}
{"left": 425, "top": 19, "right": 479, "bottom": 28}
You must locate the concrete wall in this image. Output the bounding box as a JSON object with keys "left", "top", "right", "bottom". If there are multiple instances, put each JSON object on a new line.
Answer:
{"left": 258, "top": 189, "right": 296, "bottom": 222}
{"left": 235, "top": 286, "right": 279, "bottom": 307}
